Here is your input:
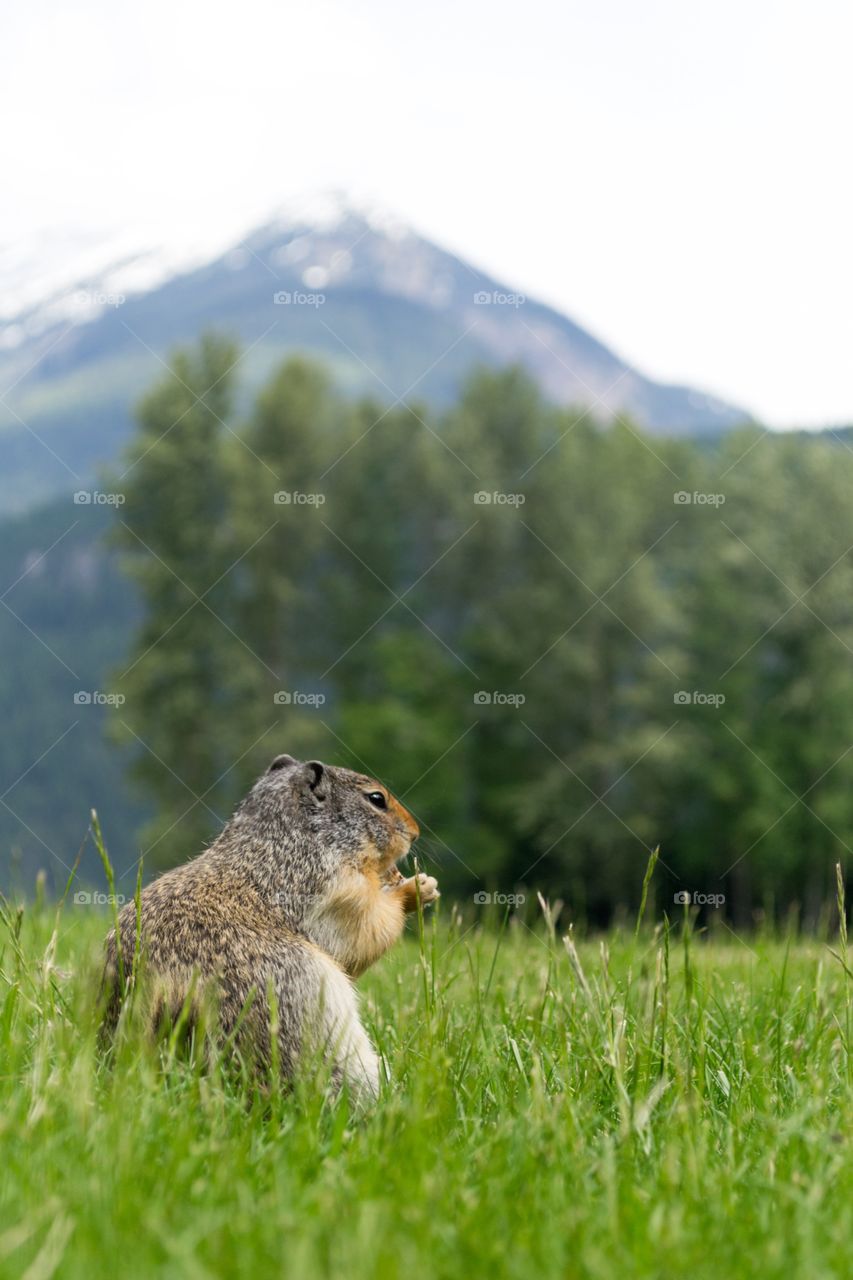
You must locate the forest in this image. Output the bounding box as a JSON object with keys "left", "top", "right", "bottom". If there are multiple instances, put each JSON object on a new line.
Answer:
{"left": 94, "top": 335, "right": 853, "bottom": 924}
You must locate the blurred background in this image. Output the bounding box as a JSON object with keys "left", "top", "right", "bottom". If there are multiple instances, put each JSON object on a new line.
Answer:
{"left": 2, "top": 0, "right": 852, "bottom": 924}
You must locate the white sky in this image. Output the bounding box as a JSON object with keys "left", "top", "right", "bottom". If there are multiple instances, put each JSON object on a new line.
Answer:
{"left": 2, "top": 0, "right": 851, "bottom": 427}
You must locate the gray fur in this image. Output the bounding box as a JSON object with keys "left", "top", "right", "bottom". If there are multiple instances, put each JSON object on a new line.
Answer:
{"left": 102, "top": 756, "right": 438, "bottom": 1103}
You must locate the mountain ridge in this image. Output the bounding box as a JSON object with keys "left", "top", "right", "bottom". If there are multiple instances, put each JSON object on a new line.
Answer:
{"left": 0, "top": 197, "right": 751, "bottom": 514}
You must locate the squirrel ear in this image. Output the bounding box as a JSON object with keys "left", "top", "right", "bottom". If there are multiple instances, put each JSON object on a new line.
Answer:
{"left": 300, "top": 760, "right": 327, "bottom": 801}
{"left": 268, "top": 754, "right": 298, "bottom": 772}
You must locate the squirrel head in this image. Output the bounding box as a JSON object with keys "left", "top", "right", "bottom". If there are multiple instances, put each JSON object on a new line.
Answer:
{"left": 225, "top": 755, "right": 420, "bottom": 901}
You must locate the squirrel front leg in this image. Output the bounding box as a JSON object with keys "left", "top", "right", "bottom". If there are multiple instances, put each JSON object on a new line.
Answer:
{"left": 309, "top": 868, "right": 440, "bottom": 978}
{"left": 393, "top": 872, "right": 440, "bottom": 914}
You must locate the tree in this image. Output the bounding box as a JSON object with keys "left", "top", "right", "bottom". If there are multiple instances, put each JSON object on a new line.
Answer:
{"left": 113, "top": 335, "right": 246, "bottom": 866}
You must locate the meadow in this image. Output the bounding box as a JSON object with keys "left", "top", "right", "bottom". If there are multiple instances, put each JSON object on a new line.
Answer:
{"left": 0, "top": 877, "right": 850, "bottom": 1280}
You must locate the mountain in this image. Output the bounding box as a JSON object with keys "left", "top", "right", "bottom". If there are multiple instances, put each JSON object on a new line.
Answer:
{"left": 0, "top": 196, "right": 749, "bottom": 514}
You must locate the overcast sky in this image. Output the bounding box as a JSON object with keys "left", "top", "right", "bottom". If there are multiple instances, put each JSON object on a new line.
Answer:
{"left": 2, "top": 0, "right": 851, "bottom": 426}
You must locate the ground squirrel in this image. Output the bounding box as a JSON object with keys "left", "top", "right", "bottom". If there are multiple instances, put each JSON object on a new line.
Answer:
{"left": 102, "top": 754, "right": 439, "bottom": 1103}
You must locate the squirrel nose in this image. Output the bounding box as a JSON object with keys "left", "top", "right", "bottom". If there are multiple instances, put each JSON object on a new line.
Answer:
{"left": 388, "top": 795, "right": 419, "bottom": 841}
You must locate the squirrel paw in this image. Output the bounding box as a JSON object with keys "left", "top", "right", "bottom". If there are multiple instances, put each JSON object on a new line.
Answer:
{"left": 404, "top": 872, "right": 440, "bottom": 906}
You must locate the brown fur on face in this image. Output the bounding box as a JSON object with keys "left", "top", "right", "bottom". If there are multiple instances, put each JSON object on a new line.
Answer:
{"left": 305, "top": 786, "right": 433, "bottom": 978}
{"left": 351, "top": 779, "right": 420, "bottom": 873}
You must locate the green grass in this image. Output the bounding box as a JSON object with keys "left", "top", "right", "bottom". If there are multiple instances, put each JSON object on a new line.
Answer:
{"left": 0, "top": 888, "right": 851, "bottom": 1280}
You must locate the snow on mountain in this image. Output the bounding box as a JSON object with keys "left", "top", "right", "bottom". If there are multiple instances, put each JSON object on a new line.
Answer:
{"left": 0, "top": 193, "right": 750, "bottom": 515}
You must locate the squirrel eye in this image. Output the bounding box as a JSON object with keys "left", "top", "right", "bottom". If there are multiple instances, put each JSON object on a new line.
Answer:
{"left": 365, "top": 790, "right": 387, "bottom": 810}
